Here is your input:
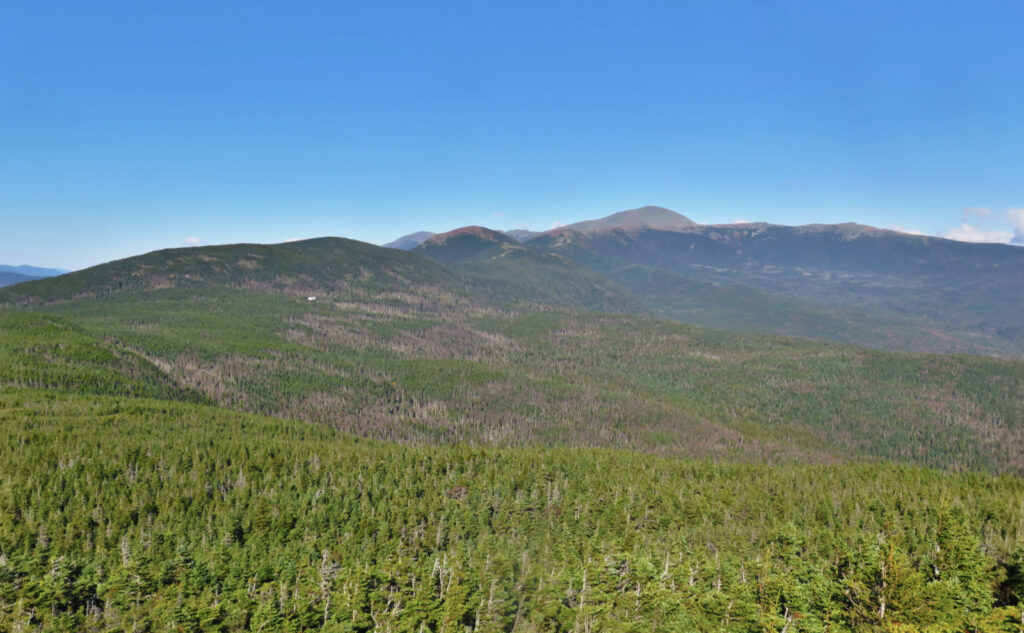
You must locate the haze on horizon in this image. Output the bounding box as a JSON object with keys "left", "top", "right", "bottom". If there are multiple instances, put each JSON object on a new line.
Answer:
{"left": 3, "top": 0, "right": 1024, "bottom": 271}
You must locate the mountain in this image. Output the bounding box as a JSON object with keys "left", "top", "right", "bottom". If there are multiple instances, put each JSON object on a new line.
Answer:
{"left": 383, "top": 230, "right": 435, "bottom": 250}
{"left": 0, "top": 264, "right": 66, "bottom": 277}
{"left": 0, "top": 271, "right": 39, "bottom": 287}
{"left": 385, "top": 208, "right": 1024, "bottom": 357}
{"left": 558, "top": 205, "right": 698, "bottom": 233}
{"left": 412, "top": 226, "right": 521, "bottom": 262}
{"left": 503, "top": 228, "right": 539, "bottom": 241}
{"left": 0, "top": 237, "right": 456, "bottom": 304}
{"left": 531, "top": 221, "right": 1024, "bottom": 356}
{"left": 409, "top": 226, "right": 643, "bottom": 312}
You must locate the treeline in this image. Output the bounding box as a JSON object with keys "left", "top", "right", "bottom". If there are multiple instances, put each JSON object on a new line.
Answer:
{"left": 2, "top": 391, "right": 1023, "bottom": 632}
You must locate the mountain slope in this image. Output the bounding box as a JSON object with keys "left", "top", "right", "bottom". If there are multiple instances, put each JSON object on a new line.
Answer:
{"left": 4, "top": 387, "right": 1022, "bottom": 631}
{"left": 0, "top": 264, "right": 66, "bottom": 277}
{"left": 0, "top": 271, "right": 39, "bottom": 287}
{"left": 383, "top": 230, "right": 435, "bottom": 250}
{"left": 0, "top": 311, "right": 205, "bottom": 402}
{"left": 0, "top": 237, "right": 458, "bottom": 305}
{"left": 532, "top": 223, "right": 1024, "bottom": 356}
{"left": 410, "top": 225, "right": 644, "bottom": 313}
{"left": 6, "top": 270, "right": 1024, "bottom": 472}
{"left": 412, "top": 226, "right": 521, "bottom": 262}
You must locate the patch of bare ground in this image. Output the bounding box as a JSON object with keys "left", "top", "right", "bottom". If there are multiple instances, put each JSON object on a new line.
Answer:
{"left": 283, "top": 315, "right": 386, "bottom": 350}
{"left": 388, "top": 325, "right": 518, "bottom": 360}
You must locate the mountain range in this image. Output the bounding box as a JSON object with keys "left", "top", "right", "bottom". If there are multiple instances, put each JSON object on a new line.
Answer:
{"left": 0, "top": 264, "right": 67, "bottom": 277}
{"left": 0, "top": 264, "right": 65, "bottom": 287}
{"left": 390, "top": 206, "right": 1024, "bottom": 357}
{"left": 0, "top": 271, "right": 40, "bottom": 288}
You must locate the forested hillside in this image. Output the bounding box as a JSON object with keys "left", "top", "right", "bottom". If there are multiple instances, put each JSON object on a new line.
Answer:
{"left": 3, "top": 284, "right": 1023, "bottom": 473}
{"left": 2, "top": 237, "right": 1023, "bottom": 473}
{"left": 2, "top": 391, "right": 1023, "bottom": 632}
{"left": 527, "top": 220, "right": 1024, "bottom": 357}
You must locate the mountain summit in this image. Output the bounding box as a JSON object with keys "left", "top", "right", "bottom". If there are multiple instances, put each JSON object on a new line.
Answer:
{"left": 383, "top": 231, "right": 435, "bottom": 250}
{"left": 413, "top": 226, "right": 520, "bottom": 262}
{"left": 559, "top": 206, "right": 698, "bottom": 233}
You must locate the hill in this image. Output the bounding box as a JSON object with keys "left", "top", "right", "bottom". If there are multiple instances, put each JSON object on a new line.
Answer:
{"left": 383, "top": 230, "right": 435, "bottom": 250}
{"left": 413, "top": 226, "right": 522, "bottom": 262}
{"left": 0, "top": 311, "right": 206, "bottom": 402}
{"left": 0, "top": 237, "right": 458, "bottom": 304}
{"left": 0, "top": 264, "right": 66, "bottom": 277}
{"left": 0, "top": 271, "right": 39, "bottom": 287}
{"left": 411, "top": 226, "right": 644, "bottom": 314}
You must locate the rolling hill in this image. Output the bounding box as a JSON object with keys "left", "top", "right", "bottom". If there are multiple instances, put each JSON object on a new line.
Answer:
{"left": 0, "top": 237, "right": 457, "bottom": 304}
{"left": 0, "top": 271, "right": 39, "bottom": 287}
{"left": 383, "top": 230, "right": 436, "bottom": 250}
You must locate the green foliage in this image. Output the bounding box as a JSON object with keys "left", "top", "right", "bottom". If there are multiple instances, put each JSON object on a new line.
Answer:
{"left": 4, "top": 278, "right": 1023, "bottom": 473}
{"left": 0, "top": 311, "right": 206, "bottom": 402}
{"left": 1, "top": 391, "right": 1022, "bottom": 631}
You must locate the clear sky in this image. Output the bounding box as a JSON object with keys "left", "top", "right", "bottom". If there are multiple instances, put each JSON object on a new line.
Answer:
{"left": 3, "top": 0, "right": 1023, "bottom": 270}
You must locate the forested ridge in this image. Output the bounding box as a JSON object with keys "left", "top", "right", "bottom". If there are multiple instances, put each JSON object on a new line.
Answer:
{"left": 1, "top": 236, "right": 1023, "bottom": 631}
{"left": 9, "top": 284, "right": 1023, "bottom": 473}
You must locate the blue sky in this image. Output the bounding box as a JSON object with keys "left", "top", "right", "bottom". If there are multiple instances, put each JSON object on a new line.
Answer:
{"left": 3, "top": 0, "right": 1023, "bottom": 269}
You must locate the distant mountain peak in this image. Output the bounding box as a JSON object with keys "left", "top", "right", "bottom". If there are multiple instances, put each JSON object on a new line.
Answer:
{"left": 0, "top": 264, "right": 68, "bottom": 277}
{"left": 383, "top": 231, "right": 435, "bottom": 250}
{"left": 502, "top": 228, "right": 539, "bottom": 242}
{"left": 422, "top": 226, "right": 515, "bottom": 246}
{"left": 558, "top": 206, "right": 698, "bottom": 234}
{"left": 413, "top": 226, "right": 523, "bottom": 263}
{"left": 0, "top": 271, "right": 41, "bottom": 288}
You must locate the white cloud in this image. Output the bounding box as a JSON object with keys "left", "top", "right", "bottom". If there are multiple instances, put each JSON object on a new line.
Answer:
{"left": 283, "top": 237, "right": 304, "bottom": 243}
{"left": 184, "top": 237, "right": 201, "bottom": 245}
{"left": 550, "top": 221, "right": 566, "bottom": 229}
{"left": 731, "top": 218, "right": 752, "bottom": 224}
{"left": 942, "top": 224, "right": 1013, "bottom": 244}
{"left": 1008, "top": 208, "right": 1024, "bottom": 245}
{"left": 1008, "top": 208, "right": 1024, "bottom": 232}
